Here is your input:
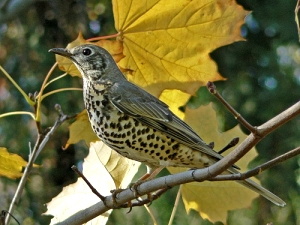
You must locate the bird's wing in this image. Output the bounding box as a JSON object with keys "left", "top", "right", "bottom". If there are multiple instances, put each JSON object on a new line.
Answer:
{"left": 108, "top": 82, "right": 223, "bottom": 160}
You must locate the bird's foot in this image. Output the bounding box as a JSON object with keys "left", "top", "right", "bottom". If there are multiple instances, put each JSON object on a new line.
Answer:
{"left": 129, "top": 179, "right": 147, "bottom": 199}
{"left": 129, "top": 167, "right": 165, "bottom": 198}
{"left": 110, "top": 188, "right": 126, "bottom": 207}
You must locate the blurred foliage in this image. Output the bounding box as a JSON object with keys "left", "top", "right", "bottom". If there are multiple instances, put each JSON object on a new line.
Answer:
{"left": 0, "top": 0, "right": 299, "bottom": 225}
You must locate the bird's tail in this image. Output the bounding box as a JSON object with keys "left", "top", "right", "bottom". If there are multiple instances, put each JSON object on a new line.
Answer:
{"left": 238, "top": 178, "right": 286, "bottom": 207}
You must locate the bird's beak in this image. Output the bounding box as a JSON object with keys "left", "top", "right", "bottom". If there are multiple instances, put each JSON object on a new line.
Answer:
{"left": 49, "top": 48, "right": 73, "bottom": 58}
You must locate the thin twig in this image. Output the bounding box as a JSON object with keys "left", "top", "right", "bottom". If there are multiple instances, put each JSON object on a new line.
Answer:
{"left": 218, "top": 137, "right": 239, "bottom": 154}
{"left": 209, "top": 146, "right": 300, "bottom": 182}
{"left": 71, "top": 166, "right": 107, "bottom": 203}
{"left": 207, "top": 82, "right": 256, "bottom": 133}
{"left": 1, "top": 211, "right": 20, "bottom": 225}
{"left": 257, "top": 101, "right": 300, "bottom": 135}
{"left": 5, "top": 106, "right": 70, "bottom": 225}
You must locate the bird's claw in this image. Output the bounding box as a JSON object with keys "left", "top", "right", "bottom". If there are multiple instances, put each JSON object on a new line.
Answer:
{"left": 129, "top": 180, "right": 145, "bottom": 198}
{"left": 110, "top": 188, "right": 125, "bottom": 207}
{"left": 146, "top": 193, "right": 153, "bottom": 206}
{"left": 126, "top": 201, "right": 133, "bottom": 213}
{"left": 110, "top": 188, "right": 135, "bottom": 213}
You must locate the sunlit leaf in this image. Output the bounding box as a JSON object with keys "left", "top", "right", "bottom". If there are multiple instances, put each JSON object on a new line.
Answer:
{"left": 65, "top": 110, "right": 99, "bottom": 148}
{"left": 0, "top": 147, "right": 28, "bottom": 179}
{"left": 159, "top": 89, "right": 190, "bottom": 120}
{"left": 113, "top": 0, "right": 248, "bottom": 96}
{"left": 93, "top": 141, "right": 141, "bottom": 188}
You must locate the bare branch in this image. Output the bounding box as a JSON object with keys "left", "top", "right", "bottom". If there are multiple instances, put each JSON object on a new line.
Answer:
{"left": 210, "top": 146, "right": 300, "bottom": 181}
{"left": 258, "top": 101, "right": 300, "bottom": 135}
{"left": 53, "top": 99, "right": 300, "bottom": 225}
{"left": 207, "top": 91, "right": 300, "bottom": 178}
{"left": 71, "top": 165, "right": 107, "bottom": 203}
{"left": 207, "top": 82, "right": 256, "bottom": 133}
{"left": 5, "top": 105, "right": 71, "bottom": 225}
{"left": 218, "top": 137, "right": 239, "bottom": 154}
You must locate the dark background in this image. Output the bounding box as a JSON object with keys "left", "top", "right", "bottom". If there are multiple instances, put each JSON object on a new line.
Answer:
{"left": 0, "top": 0, "right": 299, "bottom": 224}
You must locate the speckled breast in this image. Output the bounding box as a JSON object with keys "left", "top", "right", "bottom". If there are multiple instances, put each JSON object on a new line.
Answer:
{"left": 83, "top": 81, "right": 208, "bottom": 169}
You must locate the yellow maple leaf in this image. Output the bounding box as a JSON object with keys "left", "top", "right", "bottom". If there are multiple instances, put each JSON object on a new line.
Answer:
{"left": 55, "top": 0, "right": 248, "bottom": 97}
{"left": 113, "top": 0, "right": 248, "bottom": 96}
{"left": 0, "top": 147, "right": 28, "bottom": 179}
{"left": 159, "top": 89, "right": 190, "bottom": 120}
{"left": 65, "top": 110, "right": 99, "bottom": 148}
{"left": 168, "top": 103, "right": 259, "bottom": 223}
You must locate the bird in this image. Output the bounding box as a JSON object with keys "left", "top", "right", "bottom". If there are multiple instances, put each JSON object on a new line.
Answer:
{"left": 49, "top": 44, "right": 285, "bottom": 207}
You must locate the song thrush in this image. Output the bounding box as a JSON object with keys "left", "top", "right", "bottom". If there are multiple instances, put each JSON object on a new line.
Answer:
{"left": 49, "top": 44, "right": 285, "bottom": 206}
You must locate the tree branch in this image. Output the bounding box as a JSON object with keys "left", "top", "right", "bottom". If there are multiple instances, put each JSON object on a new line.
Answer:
{"left": 207, "top": 81, "right": 256, "bottom": 133}
{"left": 4, "top": 105, "right": 71, "bottom": 225}
{"left": 54, "top": 100, "right": 300, "bottom": 225}
{"left": 209, "top": 146, "right": 300, "bottom": 181}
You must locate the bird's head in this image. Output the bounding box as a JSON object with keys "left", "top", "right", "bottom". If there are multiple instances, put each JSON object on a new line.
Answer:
{"left": 49, "top": 44, "right": 117, "bottom": 82}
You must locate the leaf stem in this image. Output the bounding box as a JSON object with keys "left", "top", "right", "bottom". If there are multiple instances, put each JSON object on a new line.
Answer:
{"left": 41, "top": 88, "right": 82, "bottom": 100}
{"left": 0, "top": 65, "right": 35, "bottom": 106}
{"left": 87, "top": 32, "right": 121, "bottom": 41}
{"left": 144, "top": 204, "right": 159, "bottom": 225}
{"left": 44, "top": 72, "right": 69, "bottom": 89}
{"left": 168, "top": 185, "right": 182, "bottom": 225}
{"left": 0, "top": 111, "right": 35, "bottom": 120}
{"left": 35, "top": 62, "right": 58, "bottom": 122}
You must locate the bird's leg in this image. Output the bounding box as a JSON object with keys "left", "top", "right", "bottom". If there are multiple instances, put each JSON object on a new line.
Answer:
{"left": 139, "top": 166, "right": 165, "bottom": 181}
{"left": 109, "top": 167, "right": 164, "bottom": 210}
{"left": 130, "top": 166, "right": 165, "bottom": 198}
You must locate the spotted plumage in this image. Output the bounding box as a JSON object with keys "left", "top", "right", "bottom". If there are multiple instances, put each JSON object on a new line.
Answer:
{"left": 49, "top": 44, "right": 285, "bottom": 206}
{"left": 83, "top": 79, "right": 211, "bottom": 169}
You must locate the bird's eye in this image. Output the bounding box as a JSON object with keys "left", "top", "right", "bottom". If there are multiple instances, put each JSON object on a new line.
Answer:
{"left": 82, "top": 48, "right": 92, "bottom": 56}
